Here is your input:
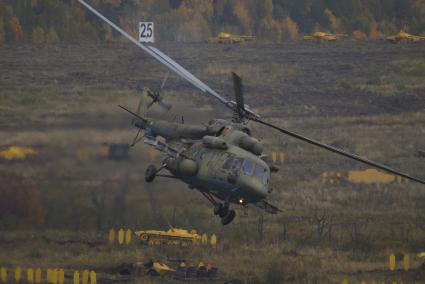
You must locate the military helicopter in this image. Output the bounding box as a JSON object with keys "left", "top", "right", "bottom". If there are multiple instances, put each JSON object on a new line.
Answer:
{"left": 78, "top": 0, "right": 425, "bottom": 225}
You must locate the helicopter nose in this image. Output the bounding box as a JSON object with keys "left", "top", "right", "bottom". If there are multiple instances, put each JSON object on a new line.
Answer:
{"left": 237, "top": 175, "right": 268, "bottom": 200}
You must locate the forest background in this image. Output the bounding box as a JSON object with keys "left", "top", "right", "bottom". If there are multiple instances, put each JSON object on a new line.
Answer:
{"left": 1, "top": 0, "right": 425, "bottom": 44}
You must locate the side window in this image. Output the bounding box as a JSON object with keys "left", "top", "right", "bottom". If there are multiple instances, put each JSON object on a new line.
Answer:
{"left": 254, "top": 164, "right": 264, "bottom": 178}
{"left": 242, "top": 159, "right": 255, "bottom": 175}
{"left": 254, "top": 164, "right": 269, "bottom": 185}
{"left": 222, "top": 154, "right": 234, "bottom": 170}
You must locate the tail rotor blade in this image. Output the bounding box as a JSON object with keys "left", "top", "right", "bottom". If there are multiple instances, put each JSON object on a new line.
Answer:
{"left": 158, "top": 100, "right": 172, "bottom": 111}
{"left": 160, "top": 72, "right": 169, "bottom": 90}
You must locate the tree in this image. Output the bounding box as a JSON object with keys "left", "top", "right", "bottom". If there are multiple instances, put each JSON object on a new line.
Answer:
{"left": 45, "top": 27, "right": 59, "bottom": 43}
{"left": 282, "top": 16, "right": 300, "bottom": 41}
{"left": 369, "top": 18, "right": 382, "bottom": 39}
{"left": 233, "top": 0, "right": 251, "bottom": 33}
{"left": 257, "top": 0, "right": 273, "bottom": 20}
{"left": 8, "top": 16, "right": 24, "bottom": 43}
{"left": 31, "top": 26, "right": 45, "bottom": 44}
{"left": 324, "top": 8, "right": 343, "bottom": 33}
{"left": 353, "top": 30, "right": 367, "bottom": 40}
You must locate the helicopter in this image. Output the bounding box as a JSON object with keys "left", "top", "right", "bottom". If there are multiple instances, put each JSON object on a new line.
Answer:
{"left": 78, "top": 0, "right": 425, "bottom": 225}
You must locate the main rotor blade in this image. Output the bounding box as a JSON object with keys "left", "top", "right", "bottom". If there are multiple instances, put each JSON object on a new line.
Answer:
{"left": 232, "top": 72, "right": 245, "bottom": 119}
{"left": 253, "top": 118, "right": 425, "bottom": 185}
{"left": 78, "top": 0, "right": 239, "bottom": 113}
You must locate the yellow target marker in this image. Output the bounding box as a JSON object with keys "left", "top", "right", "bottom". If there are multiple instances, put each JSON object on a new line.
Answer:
{"left": 403, "top": 255, "right": 410, "bottom": 271}
{"left": 389, "top": 253, "right": 396, "bottom": 271}
{"left": 58, "top": 269, "right": 64, "bottom": 284}
{"left": 0, "top": 268, "right": 7, "bottom": 283}
{"left": 27, "top": 268, "right": 34, "bottom": 283}
{"left": 210, "top": 234, "right": 217, "bottom": 248}
{"left": 125, "top": 229, "right": 132, "bottom": 245}
{"left": 14, "top": 267, "right": 22, "bottom": 283}
{"left": 82, "top": 270, "right": 89, "bottom": 284}
{"left": 35, "top": 268, "right": 41, "bottom": 284}
{"left": 118, "top": 229, "right": 124, "bottom": 245}
{"left": 90, "top": 271, "right": 96, "bottom": 284}
{"left": 108, "top": 229, "right": 115, "bottom": 244}
{"left": 73, "top": 271, "right": 80, "bottom": 284}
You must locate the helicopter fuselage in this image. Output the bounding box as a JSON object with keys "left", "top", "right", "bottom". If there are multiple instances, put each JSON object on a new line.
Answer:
{"left": 166, "top": 141, "right": 270, "bottom": 205}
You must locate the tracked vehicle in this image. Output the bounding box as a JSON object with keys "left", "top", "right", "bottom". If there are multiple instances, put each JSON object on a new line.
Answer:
{"left": 135, "top": 228, "right": 201, "bottom": 246}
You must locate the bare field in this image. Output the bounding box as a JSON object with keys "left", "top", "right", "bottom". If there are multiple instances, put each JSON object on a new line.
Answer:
{"left": 0, "top": 41, "right": 425, "bottom": 283}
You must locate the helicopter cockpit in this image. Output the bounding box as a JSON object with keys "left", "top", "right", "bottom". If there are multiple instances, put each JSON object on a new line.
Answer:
{"left": 222, "top": 155, "right": 270, "bottom": 186}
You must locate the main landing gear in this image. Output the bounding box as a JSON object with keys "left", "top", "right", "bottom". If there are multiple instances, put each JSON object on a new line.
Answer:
{"left": 214, "top": 203, "right": 236, "bottom": 225}
{"left": 145, "top": 165, "right": 157, "bottom": 182}
{"left": 202, "top": 193, "right": 236, "bottom": 225}
{"left": 145, "top": 163, "right": 168, "bottom": 183}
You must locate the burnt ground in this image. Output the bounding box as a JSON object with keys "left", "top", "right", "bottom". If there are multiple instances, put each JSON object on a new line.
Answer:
{"left": 0, "top": 41, "right": 425, "bottom": 283}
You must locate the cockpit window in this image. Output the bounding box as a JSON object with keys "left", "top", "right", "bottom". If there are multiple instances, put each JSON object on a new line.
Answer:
{"left": 231, "top": 158, "right": 243, "bottom": 171}
{"left": 242, "top": 159, "right": 255, "bottom": 175}
{"left": 222, "top": 154, "right": 234, "bottom": 170}
{"left": 254, "top": 164, "right": 269, "bottom": 185}
{"left": 254, "top": 164, "right": 265, "bottom": 177}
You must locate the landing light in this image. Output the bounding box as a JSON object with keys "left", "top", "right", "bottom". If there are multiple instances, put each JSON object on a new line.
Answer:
{"left": 239, "top": 199, "right": 244, "bottom": 204}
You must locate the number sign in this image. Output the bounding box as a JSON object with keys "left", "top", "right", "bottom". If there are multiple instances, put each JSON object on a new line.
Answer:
{"left": 139, "top": 22, "right": 154, "bottom": 43}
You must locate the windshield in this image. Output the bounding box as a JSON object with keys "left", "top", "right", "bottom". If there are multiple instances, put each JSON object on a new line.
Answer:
{"left": 242, "top": 159, "right": 255, "bottom": 175}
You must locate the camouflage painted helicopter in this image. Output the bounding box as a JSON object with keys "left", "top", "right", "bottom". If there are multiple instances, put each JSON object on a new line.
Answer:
{"left": 79, "top": 0, "right": 425, "bottom": 225}
{"left": 386, "top": 30, "right": 425, "bottom": 43}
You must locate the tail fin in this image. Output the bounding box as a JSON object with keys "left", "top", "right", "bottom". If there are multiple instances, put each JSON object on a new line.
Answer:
{"left": 135, "top": 87, "right": 152, "bottom": 117}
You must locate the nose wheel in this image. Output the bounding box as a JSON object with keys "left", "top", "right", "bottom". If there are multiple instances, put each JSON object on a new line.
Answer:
{"left": 221, "top": 209, "right": 236, "bottom": 225}
{"left": 213, "top": 203, "right": 236, "bottom": 225}
{"left": 202, "top": 192, "right": 236, "bottom": 225}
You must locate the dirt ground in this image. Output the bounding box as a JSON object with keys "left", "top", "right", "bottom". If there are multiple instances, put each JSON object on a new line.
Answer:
{"left": 0, "top": 41, "right": 425, "bottom": 283}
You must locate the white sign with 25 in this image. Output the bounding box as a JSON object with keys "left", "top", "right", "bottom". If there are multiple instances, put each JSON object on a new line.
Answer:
{"left": 139, "top": 22, "right": 154, "bottom": 43}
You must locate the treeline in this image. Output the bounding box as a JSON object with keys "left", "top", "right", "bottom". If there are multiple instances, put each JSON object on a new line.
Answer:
{"left": 0, "top": 0, "right": 425, "bottom": 44}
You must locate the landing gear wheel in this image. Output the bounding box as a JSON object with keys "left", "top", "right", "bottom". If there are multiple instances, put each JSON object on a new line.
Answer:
{"left": 213, "top": 204, "right": 223, "bottom": 215}
{"left": 213, "top": 203, "right": 228, "bottom": 218}
{"left": 140, "top": 233, "right": 149, "bottom": 242}
{"left": 219, "top": 207, "right": 228, "bottom": 218}
{"left": 145, "top": 165, "right": 157, "bottom": 182}
{"left": 221, "top": 209, "right": 236, "bottom": 225}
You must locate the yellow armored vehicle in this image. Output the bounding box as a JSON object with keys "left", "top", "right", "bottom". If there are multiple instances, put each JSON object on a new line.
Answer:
{"left": 208, "top": 32, "right": 255, "bottom": 44}
{"left": 304, "top": 32, "right": 347, "bottom": 42}
{"left": 416, "top": 252, "right": 425, "bottom": 269}
{"left": 386, "top": 31, "right": 425, "bottom": 43}
{"left": 135, "top": 227, "right": 202, "bottom": 246}
{"left": 0, "top": 146, "right": 38, "bottom": 160}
